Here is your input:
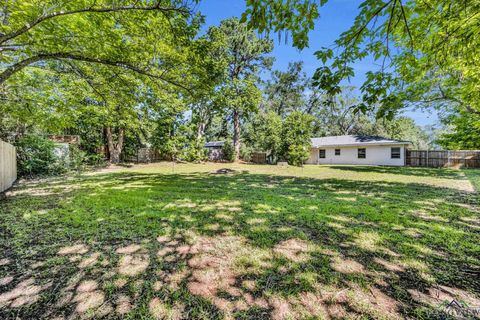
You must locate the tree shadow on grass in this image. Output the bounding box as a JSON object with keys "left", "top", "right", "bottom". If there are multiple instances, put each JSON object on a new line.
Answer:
{"left": 329, "top": 165, "right": 467, "bottom": 179}
{"left": 0, "top": 171, "right": 479, "bottom": 319}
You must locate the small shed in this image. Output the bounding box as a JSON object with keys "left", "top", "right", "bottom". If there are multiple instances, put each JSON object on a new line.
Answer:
{"left": 47, "top": 135, "right": 80, "bottom": 164}
{"left": 205, "top": 141, "right": 225, "bottom": 161}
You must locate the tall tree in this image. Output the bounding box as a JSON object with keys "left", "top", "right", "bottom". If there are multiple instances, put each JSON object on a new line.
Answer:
{"left": 189, "top": 28, "right": 229, "bottom": 141}
{"left": 214, "top": 18, "right": 273, "bottom": 161}
{"left": 280, "top": 111, "right": 315, "bottom": 166}
{"left": 374, "top": 117, "right": 430, "bottom": 149}
{"left": 0, "top": 1, "right": 227, "bottom": 163}
{"left": 264, "top": 61, "right": 307, "bottom": 118}
{"left": 243, "top": 1, "right": 480, "bottom": 118}
{"left": 307, "top": 87, "right": 367, "bottom": 136}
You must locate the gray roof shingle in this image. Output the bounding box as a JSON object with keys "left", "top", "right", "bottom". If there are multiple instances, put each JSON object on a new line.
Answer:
{"left": 311, "top": 135, "right": 411, "bottom": 147}
{"left": 205, "top": 141, "right": 225, "bottom": 148}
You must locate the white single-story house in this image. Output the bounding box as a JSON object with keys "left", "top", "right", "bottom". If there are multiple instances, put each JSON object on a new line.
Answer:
{"left": 306, "top": 135, "right": 411, "bottom": 166}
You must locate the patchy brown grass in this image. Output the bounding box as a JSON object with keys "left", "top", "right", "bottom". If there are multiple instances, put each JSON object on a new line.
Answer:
{"left": 1, "top": 164, "right": 479, "bottom": 319}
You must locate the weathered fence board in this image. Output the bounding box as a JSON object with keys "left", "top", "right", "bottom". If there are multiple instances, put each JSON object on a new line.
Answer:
{"left": 0, "top": 140, "right": 17, "bottom": 192}
{"left": 124, "top": 148, "right": 163, "bottom": 163}
{"left": 251, "top": 152, "right": 267, "bottom": 164}
{"left": 406, "top": 150, "right": 480, "bottom": 168}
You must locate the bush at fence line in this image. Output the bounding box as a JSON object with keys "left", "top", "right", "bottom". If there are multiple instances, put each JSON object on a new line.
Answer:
{"left": 14, "top": 134, "right": 66, "bottom": 176}
{"left": 85, "top": 153, "right": 107, "bottom": 166}
{"left": 182, "top": 138, "right": 207, "bottom": 162}
{"left": 14, "top": 135, "right": 92, "bottom": 176}
{"left": 240, "top": 145, "right": 254, "bottom": 162}
{"left": 68, "top": 145, "right": 88, "bottom": 171}
{"left": 221, "top": 141, "right": 235, "bottom": 162}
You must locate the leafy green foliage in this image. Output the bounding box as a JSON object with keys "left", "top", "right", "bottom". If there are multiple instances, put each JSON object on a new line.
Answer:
{"left": 437, "top": 111, "right": 480, "bottom": 150}
{"left": 307, "top": 86, "right": 366, "bottom": 136}
{"left": 221, "top": 141, "right": 235, "bottom": 162}
{"left": 280, "top": 111, "right": 314, "bottom": 166}
{"left": 244, "top": 0, "right": 480, "bottom": 121}
{"left": 264, "top": 61, "right": 307, "bottom": 118}
{"left": 239, "top": 144, "right": 254, "bottom": 162}
{"left": 244, "top": 111, "right": 282, "bottom": 161}
{"left": 0, "top": 0, "right": 200, "bottom": 85}
{"left": 67, "top": 145, "right": 88, "bottom": 171}
{"left": 375, "top": 117, "right": 429, "bottom": 149}
{"left": 0, "top": 1, "right": 221, "bottom": 164}
{"left": 14, "top": 135, "right": 64, "bottom": 176}
{"left": 182, "top": 137, "right": 207, "bottom": 162}
{"left": 152, "top": 113, "right": 187, "bottom": 161}
{"left": 242, "top": 0, "right": 323, "bottom": 49}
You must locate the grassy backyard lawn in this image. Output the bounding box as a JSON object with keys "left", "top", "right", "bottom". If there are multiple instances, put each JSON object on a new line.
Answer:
{"left": 0, "top": 163, "right": 479, "bottom": 319}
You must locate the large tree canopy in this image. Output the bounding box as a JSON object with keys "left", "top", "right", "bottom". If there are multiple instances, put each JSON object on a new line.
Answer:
{"left": 0, "top": 0, "right": 228, "bottom": 163}
{"left": 243, "top": 0, "right": 480, "bottom": 118}
{"left": 0, "top": 0, "right": 199, "bottom": 88}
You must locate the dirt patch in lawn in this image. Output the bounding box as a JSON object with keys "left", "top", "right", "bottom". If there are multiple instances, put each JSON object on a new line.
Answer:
{"left": 1, "top": 167, "right": 479, "bottom": 319}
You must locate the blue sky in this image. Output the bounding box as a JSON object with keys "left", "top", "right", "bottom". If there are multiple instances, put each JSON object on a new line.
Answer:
{"left": 196, "top": 0, "right": 439, "bottom": 127}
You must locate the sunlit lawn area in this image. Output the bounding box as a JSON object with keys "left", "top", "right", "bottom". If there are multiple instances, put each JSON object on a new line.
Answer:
{"left": 1, "top": 163, "right": 479, "bottom": 319}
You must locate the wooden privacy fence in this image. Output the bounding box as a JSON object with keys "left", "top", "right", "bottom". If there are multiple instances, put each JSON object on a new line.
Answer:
{"left": 406, "top": 150, "right": 480, "bottom": 168}
{"left": 124, "top": 148, "right": 163, "bottom": 163}
{"left": 0, "top": 140, "right": 17, "bottom": 192}
{"left": 251, "top": 152, "right": 267, "bottom": 164}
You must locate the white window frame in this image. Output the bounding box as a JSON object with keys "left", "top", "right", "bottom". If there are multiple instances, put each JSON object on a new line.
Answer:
{"left": 358, "top": 148, "right": 366, "bottom": 159}
{"left": 319, "top": 149, "right": 326, "bottom": 159}
{"left": 391, "top": 147, "right": 401, "bottom": 159}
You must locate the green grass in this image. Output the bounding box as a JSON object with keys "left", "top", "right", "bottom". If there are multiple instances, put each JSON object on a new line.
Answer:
{"left": 463, "top": 169, "right": 480, "bottom": 192}
{"left": 0, "top": 163, "right": 479, "bottom": 319}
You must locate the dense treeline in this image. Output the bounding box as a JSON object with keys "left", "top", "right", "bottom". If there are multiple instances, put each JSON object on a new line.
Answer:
{"left": 0, "top": 1, "right": 471, "bottom": 175}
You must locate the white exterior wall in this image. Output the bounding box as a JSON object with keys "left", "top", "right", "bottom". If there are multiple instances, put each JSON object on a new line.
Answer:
{"left": 0, "top": 140, "right": 17, "bottom": 192}
{"left": 306, "top": 145, "right": 407, "bottom": 166}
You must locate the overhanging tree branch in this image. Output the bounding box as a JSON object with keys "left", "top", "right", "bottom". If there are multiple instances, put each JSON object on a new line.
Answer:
{"left": 398, "top": 0, "right": 414, "bottom": 52}
{"left": 0, "top": 1, "right": 190, "bottom": 45}
{"left": 0, "top": 52, "right": 191, "bottom": 91}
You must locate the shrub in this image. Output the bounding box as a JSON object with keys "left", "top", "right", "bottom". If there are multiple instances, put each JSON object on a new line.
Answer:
{"left": 85, "top": 153, "right": 107, "bottom": 166}
{"left": 182, "top": 138, "right": 207, "bottom": 162}
{"left": 15, "top": 135, "right": 64, "bottom": 176}
{"left": 280, "top": 111, "right": 314, "bottom": 166}
{"left": 221, "top": 141, "right": 235, "bottom": 162}
{"left": 68, "top": 145, "right": 87, "bottom": 171}
{"left": 240, "top": 144, "right": 254, "bottom": 162}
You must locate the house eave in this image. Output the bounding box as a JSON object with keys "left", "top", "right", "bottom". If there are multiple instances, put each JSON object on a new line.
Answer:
{"left": 311, "top": 142, "right": 411, "bottom": 148}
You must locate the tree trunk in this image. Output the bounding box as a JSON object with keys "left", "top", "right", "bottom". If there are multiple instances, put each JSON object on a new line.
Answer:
{"left": 105, "top": 126, "right": 124, "bottom": 164}
{"left": 196, "top": 122, "right": 206, "bottom": 140}
{"left": 233, "top": 109, "right": 241, "bottom": 162}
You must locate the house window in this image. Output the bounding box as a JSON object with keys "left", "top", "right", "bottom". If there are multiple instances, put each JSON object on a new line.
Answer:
{"left": 358, "top": 148, "right": 366, "bottom": 159}
{"left": 335, "top": 149, "right": 341, "bottom": 156}
{"left": 319, "top": 149, "right": 326, "bottom": 159}
{"left": 391, "top": 147, "right": 401, "bottom": 159}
